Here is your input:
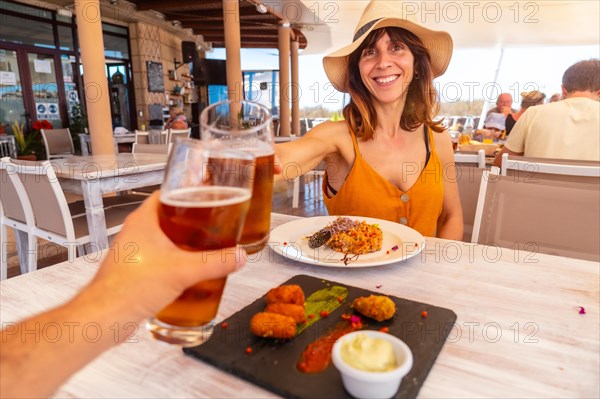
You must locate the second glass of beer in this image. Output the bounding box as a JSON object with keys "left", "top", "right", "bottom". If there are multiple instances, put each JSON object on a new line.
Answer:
{"left": 147, "top": 139, "right": 254, "bottom": 347}
{"left": 201, "top": 100, "right": 275, "bottom": 254}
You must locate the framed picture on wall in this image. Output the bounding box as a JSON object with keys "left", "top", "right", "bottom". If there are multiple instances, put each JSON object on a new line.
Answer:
{"left": 146, "top": 61, "right": 164, "bottom": 93}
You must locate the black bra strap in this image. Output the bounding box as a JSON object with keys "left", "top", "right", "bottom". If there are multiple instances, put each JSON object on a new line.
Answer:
{"left": 327, "top": 176, "right": 338, "bottom": 196}
{"left": 424, "top": 125, "right": 431, "bottom": 166}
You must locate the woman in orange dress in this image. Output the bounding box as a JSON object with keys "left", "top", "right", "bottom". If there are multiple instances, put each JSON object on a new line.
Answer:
{"left": 276, "top": 1, "right": 463, "bottom": 239}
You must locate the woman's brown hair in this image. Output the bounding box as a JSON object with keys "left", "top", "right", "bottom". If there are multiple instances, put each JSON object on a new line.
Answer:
{"left": 342, "top": 27, "right": 444, "bottom": 140}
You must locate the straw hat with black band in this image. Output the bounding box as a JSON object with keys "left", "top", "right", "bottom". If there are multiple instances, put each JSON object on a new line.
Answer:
{"left": 323, "top": 0, "right": 454, "bottom": 93}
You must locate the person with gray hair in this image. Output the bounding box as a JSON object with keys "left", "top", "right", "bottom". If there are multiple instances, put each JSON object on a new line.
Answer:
{"left": 494, "top": 59, "right": 600, "bottom": 164}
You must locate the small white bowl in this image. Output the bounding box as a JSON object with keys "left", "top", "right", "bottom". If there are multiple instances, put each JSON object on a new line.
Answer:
{"left": 331, "top": 330, "right": 413, "bottom": 399}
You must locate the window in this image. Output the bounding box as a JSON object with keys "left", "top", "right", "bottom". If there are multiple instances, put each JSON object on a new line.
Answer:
{"left": 58, "top": 25, "right": 74, "bottom": 51}
{"left": 104, "top": 34, "right": 129, "bottom": 59}
{"left": 0, "top": 14, "right": 55, "bottom": 48}
{"left": 0, "top": 1, "right": 52, "bottom": 19}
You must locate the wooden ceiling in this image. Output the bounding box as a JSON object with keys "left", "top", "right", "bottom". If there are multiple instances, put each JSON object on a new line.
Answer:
{"left": 128, "top": 0, "right": 307, "bottom": 49}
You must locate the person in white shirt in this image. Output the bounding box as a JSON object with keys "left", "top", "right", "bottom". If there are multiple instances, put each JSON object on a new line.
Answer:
{"left": 494, "top": 59, "right": 600, "bottom": 165}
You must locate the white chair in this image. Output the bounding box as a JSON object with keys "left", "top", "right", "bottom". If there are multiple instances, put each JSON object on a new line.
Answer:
{"left": 79, "top": 133, "right": 92, "bottom": 155}
{"left": 134, "top": 130, "right": 149, "bottom": 145}
{"left": 454, "top": 149, "right": 486, "bottom": 242}
{"left": 2, "top": 158, "right": 141, "bottom": 273}
{"left": 40, "top": 128, "right": 74, "bottom": 159}
{"left": 500, "top": 153, "right": 600, "bottom": 177}
{"left": 472, "top": 166, "right": 600, "bottom": 261}
{"left": 454, "top": 149, "right": 486, "bottom": 168}
{"left": 132, "top": 143, "right": 171, "bottom": 155}
{"left": 168, "top": 128, "right": 191, "bottom": 144}
{"left": 0, "top": 161, "right": 35, "bottom": 279}
{"left": 0, "top": 135, "right": 17, "bottom": 158}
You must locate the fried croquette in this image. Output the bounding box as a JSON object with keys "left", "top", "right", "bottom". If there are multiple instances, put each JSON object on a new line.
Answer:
{"left": 265, "top": 303, "right": 306, "bottom": 323}
{"left": 250, "top": 312, "right": 297, "bottom": 339}
{"left": 351, "top": 295, "right": 396, "bottom": 321}
{"left": 265, "top": 284, "right": 305, "bottom": 305}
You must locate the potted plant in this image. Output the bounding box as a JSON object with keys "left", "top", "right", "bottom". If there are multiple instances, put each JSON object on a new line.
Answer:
{"left": 11, "top": 120, "right": 38, "bottom": 160}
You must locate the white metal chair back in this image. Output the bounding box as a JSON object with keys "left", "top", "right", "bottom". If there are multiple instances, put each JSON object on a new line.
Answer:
{"left": 454, "top": 149, "right": 486, "bottom": 168}
{"left": 454, "top": 149, "right": 486, "bottom": 242}
{"left": 40, "top": 128, "right": 74, "bottom": 159}
{"left": 79, "top": 133, "right": 92, "bottom": 155}
{"left": 0, "top": 135, "right": 17, "bottom": 158}
{"left": 10, "top": 159, "right": 77, "bottom": 240}
{"left": 501, "top": 153, "right": 600, "bottom": 177}
{"left": 472, "top": 168, "right": 600, "bottom": 261}
{"left": 0, "top": 157, "right": 37, "bottom": 277}
{"left": 168, "top": 128, "right": 191, "bottom": 144}
{"left": 134, "top": 130, "right": 149, "bottom": 145}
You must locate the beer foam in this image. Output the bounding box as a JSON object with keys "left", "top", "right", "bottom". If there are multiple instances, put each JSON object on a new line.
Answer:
{"left": 161, "top": 186, "right": 251, "bottom": 208}
{"left": 240, "top": 140, "right": 275, "bottom": 157}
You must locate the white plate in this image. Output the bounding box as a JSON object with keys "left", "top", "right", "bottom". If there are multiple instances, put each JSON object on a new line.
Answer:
{"left": 268, "top": 216, "right": 425, "bottom": 268}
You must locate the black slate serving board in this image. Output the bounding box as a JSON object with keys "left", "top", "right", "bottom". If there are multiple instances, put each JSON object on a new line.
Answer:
{"left": 184, "top": 275, "right": 457, "bottom": 399}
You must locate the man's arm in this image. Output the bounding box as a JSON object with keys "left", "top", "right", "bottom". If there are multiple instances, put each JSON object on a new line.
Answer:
{"left": 493, "top": 110, "right": 530, "bottom": 167}
{"left": 493, "top": 146, "right": 524, "bottom": 168}
{"left": 1, "top": 193, "right": 244, "bottom": 398}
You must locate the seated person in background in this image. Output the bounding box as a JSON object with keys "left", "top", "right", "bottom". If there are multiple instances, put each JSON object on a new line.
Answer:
{"left": 505, "top": 91, "right": 546, "bottom": 135}
{"left": 164, "top": 105, "right": 188, "bottom": 130}
{"left": 0, "top": 193, "right": 245, "bottom": 398}
{"left": 276, "top": 1, "right": 463, "bottom": 240}
{"left": 486, "top": 93, "right": 517, "bottom": 117}
{"left": 549, "top": 93, "right": 562, "bottom": 103}
{"left": 494, "top": 59, "right": 600, "bottom": 165}
{"left": 473, "top": 112, "right": 505, "bottom": 143}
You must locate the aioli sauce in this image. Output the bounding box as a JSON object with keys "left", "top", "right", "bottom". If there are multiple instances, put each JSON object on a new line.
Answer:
{"left": 340, "top": 333, "right": 397, "bottom": 372}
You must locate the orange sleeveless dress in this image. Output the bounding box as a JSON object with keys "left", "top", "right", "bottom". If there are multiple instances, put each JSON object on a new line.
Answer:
{"left": 322, "top": 127, "right": 444, "bottom": 237}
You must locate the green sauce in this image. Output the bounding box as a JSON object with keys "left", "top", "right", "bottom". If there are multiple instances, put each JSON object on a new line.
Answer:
{"left": 297, "top": 286, "right": 348, "bottom": 334}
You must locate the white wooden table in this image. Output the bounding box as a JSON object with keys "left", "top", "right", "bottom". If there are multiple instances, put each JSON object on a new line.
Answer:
{"left": 1, "top": 213, "right": 598, "bottom": 398}
{"left": 51, "top": 153, "right": 167, "bottom": 250}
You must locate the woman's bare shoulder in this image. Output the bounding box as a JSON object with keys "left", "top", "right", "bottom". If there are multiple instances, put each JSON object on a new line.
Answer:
{"left": 432, "top": 128, "right": 454, "bottom": 164}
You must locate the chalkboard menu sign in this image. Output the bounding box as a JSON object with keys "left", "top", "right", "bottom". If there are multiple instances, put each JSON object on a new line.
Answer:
{"left": 146, "top": 61, "right": 164, "bottom": 93}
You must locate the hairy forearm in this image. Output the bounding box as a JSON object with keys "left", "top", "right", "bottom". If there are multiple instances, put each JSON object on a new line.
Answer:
{"left": 0, "top": 278, "right": 142, "bottom": 398}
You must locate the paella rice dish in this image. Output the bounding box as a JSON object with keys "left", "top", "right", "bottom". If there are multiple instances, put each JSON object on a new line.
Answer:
{"left": 308, "top": 217, "right": 383, "bottom": 255}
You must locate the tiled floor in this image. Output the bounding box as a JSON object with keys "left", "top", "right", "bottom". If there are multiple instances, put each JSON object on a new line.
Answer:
{"left": 3, "top": 177, "right": 328, "bottom": 279}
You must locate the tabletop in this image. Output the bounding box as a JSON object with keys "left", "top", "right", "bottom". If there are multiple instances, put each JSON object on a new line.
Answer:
{"left": 51, "top": 153, "right": 168, "bottom": 181}
{"left": 1, "top": 213, "right": 598, "bottom": 398}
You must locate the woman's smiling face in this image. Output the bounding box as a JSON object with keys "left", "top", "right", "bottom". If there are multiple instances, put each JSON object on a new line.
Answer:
{"left": 358, "top": 31, "right": 415, "bottom": 105}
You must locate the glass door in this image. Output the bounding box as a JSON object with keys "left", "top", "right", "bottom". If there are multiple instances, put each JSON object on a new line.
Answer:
{"left": 0, "top": 48, "right": 26, "bottom": 134}
{"left": 107, "top": 63, "right": 132, "bottom": 130}
{"left": 27, "top": 52, "right": 63, "bottom": 128}
{"left": 61, "top": 54, "right": 81, "bottom": 124}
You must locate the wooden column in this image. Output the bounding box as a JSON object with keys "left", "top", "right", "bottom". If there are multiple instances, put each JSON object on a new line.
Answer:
{"left": 75, "top": 0, "right": 114, "bottom": 155}
{"left": 290, "top": 39, "right": 300, "bottom": 136}
{"left": 223, "top": 0, "right": 243, "bottom": 103}
{"left": 278, "top": 22, "right": 291, "bottom": 137}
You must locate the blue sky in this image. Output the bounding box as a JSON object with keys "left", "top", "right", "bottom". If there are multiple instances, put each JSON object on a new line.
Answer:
{"left": 208, "top": 45, "right": 598, "bottom": 111}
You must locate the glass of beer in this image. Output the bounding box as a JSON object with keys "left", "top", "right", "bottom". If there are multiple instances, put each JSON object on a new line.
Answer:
{"left": 201, "top": 100, "right": 275, "bottom": 254}
{"left": 147, "top": 139, "right": 254, "bottom": 347}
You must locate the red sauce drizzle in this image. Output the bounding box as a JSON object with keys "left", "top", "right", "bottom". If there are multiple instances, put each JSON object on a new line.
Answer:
{"left": 296, "top": 321, "right": 360, "bottom": 373}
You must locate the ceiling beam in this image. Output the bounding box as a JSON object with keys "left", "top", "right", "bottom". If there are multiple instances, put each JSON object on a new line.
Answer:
{"left": 135, "top": 0, "right": 222, "bottom": 11}
{"left": 202, "top": 34, "right": 278, "bottom": 41}
{"left": 190, "top": 24, "right": 277, "bottom": 31}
